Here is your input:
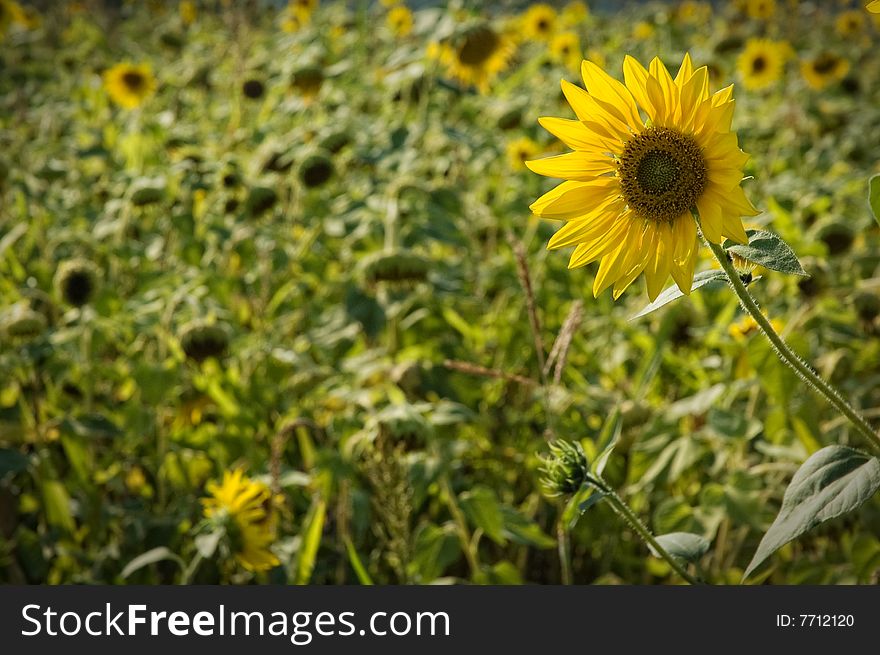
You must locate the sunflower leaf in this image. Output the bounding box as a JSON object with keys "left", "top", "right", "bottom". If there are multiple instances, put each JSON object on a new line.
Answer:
{"left": 743, "top": 446, "right": 880, "bottom": 579}
{"left": 631, "top": 270, "right": 729, "bottom": 320}
{"left": 723, "top": 229, "right": 808, "bottom": 277}
{"left": 869, "top": 175, "right": 880, "bottom": 228}
{"left": 650, "top": 532, "right": 711, "bottom": 564}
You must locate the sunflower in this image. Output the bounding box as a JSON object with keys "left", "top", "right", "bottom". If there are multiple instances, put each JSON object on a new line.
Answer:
{"left": 103, "top": 63, "right": 156, "bottom": 109}
{"left": 527, "top": 54, "right": 758, "bottom": 301}
{"left": 745, "top": 0, "right": 776, "bottom": 19}
{"left": 522, "top": 4, "right": 557, "bottom": 42}
{"left": 632, "top": 21, "right": 655, "bottom": 41}
{"left": 507, "top": 136, "right": 541, "bottom": 170}
{"left": 549, "top": 31, "right": 581, "bottom": 71}
{"left": 801, "top": 52, "right": 850, "bottom": 90}
{"left": 438, "top": 23, "right": 515, "bottom": 93}
{"left": 868, "top": 1, "right": 880, "bottom": 14}
{"left": 676, "top": 1, "right": 712, "bottom": 24}
{"left": 202, "top": 470, "right": 280, "bottom": 572}
{"left": 835, "top": 10, "right": 866, "bottom": 37}
{"left": 737, "top": 39, "right": 785, "bottom": 91}
{"left": 387, "top": 5, "right": 413, "bottom": 37}
{"left": 561, "top": 1, "right": 589, "bottom": 27}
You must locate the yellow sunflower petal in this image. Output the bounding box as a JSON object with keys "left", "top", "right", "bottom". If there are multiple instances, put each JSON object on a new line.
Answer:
{"left": 525, "top": 151, "right": 615, "bottom": 180}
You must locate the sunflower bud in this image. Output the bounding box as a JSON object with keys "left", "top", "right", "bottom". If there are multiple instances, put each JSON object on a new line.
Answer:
{"left": 361, "top": 250, "right": 430, "bottom": 286}
{"left": 539, "top": 439, "right": 590, "bottom": 497}
{"left": 54, "top": 259, "right": 99, "bottom": 307}
{"left": 299, "top": 153, "right": 334, "bottom": 188}
{"left": 179, "top": 320, "right": 230, "bottom": 362}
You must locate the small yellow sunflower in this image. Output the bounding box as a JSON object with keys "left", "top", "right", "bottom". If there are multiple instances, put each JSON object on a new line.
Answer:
{"left": 549, "top": 31, "right": 582, "bottom": 71}
{"left": 745, "top": 0, "right": 776, "bottom": 19}
{"left": 438, "top": 23, "right": 515, "bottom": 93}
{"left": 522, "top": 3, "right": 557, "bottom": 42}
{"left": 800, "top": 52, "right": 850, "bottom": 90}
{"left": 737, "top": 39, "right": 785, "bottom": 91}
{"left": 561, "top": 1, "right": 589, "bottom": 26}
{"left": 507, "top": 136, "right": 541, "bottom": 170}
{"left": 676, "top": 1, "right": 712, "bottom": 24}
{"left": 835, "top": 10, "right": 866, "bottom": 37}
{"left": 103, "top": 63, "right": 156, "bottom": 109}
{"left": 632, "top": 21, "right": 655, "bottom": 41}
{"left": 527, "top": 54, "right": 758, "bottom": 301}
{"left": 387, "top": 5, "right": 413, "bottom": 37}
{"left": 202, "top": 470, "right": 280, "bottom": 572}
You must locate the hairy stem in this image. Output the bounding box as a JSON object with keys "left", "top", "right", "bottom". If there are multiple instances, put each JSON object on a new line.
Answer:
{"left": 705, "top": 239, "right": 880, "bottom": 454}
{"left": 598, "top": 484, "right": 701, "bottom": 585}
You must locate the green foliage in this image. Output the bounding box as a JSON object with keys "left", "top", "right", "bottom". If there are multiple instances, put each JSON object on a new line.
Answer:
{"left": 744, "top": 447, "right": 880, "bottom": 579}
{"left": 723, "top": 230, "right": 808, "bottom": 277}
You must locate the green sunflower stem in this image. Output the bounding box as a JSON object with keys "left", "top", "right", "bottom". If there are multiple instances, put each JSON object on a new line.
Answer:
{"left": 597, "top": 483, "right": 701, "bottom": 585}
{"left": 705, "top": 238, "right": 880, "bottom": 454}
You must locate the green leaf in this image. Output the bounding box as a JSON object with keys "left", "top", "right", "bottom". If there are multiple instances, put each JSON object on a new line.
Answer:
{"left": 410, "top": 523, "right": 461, "bottom": 582}
{"left": 121, "top": 547, "right": 184, "bottom": 579}
{"left": 344, "top": 537, "right": 373, "bottom": 585}
{"left": 500, "top": 507, "right": 555, "bottom": 549}
{"left": 459, "top": 487, "right": 506, "bottom": 545}
{"left": 870, "top": 175, "right": 880, "bottom": 227}
{"left": 195, "top": 530, "right": 224, "bottom": 558}
{"left": 41, "top": 480, "right": 75, "bottom": 533}
{"left": 723, "top": 229, "right": 807, "bottom": 277}
{"left": 294, "top": 497, "right": 326, "bottom": 584}
{"left": 631, "top": 270, "right": 728, "bottom": 320}
{"left": 744, "top": 446, "right": 880, "bottom": 578}
{"left": 651, "top": 532, "right": 710, "bottom": 564}
{"left": 0, "top": 448, "right": 30, "bottom": 475}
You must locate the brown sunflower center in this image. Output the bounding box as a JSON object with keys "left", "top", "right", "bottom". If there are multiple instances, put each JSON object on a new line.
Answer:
{"left": 122, "top": 71, "right": 145, "bottom": 91}
{"left": 458, "top": 27, "right": 499, "bottom": 66}
{"left": 751, "top": 56, "right": 766, "bottom": 73}
{"left": 813, "top": 55, "right": 838, "bottom": 75}
{"left": 618, "top": 127, "right": 707, "bottom": 223}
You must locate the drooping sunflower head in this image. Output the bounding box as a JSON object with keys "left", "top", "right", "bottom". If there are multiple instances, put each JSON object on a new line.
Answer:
{"left": 202, "top": 470, "right": 280, "bottom": 572}
{"left": 522, "top": 3, "right": 557, "bottom": 41}
{"left": 835, "top": 10, "right": 866, "bottom": 37}
{"left": 387, "top": 5, "right": 413, "bottom": 37}
{"left": 103, "top": 63, "right": 156, "bottom": 109}
{"left": 737, "top": 38, "right": 785, "bottom": 91}
{"left": 527, "top": 54, "right": 758, "bottom": 301}
{"left": 801, "top": 52, "right": 850, "bottom": 90}
{"left": 438, "top": 23, "right": 515, "bottom": 93}
{"left": 745, "top": 0, "right": 776, "bottom": 19}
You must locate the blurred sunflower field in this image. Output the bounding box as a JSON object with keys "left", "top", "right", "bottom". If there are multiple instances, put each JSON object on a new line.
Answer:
{"left": 2, "top": 0, "right": 880, "bottom": 586}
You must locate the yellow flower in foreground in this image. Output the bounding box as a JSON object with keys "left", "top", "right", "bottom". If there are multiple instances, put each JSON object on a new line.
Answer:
{"left": 801, "top": 52, "right": 850, "bottom": 90}
{"left": 527, "top": 54, "right": 758, "bottom": 301}
{"left": 522, "top": 3, "right": 557, "bottom": 41}
{"left": 835, "top": 10, "right": 865, "bottom": 37}
{"left": 737, "top": 38, "right": 785, "bottom": 90}
{"left": 549, "top": 31, "right": 581, "bottom": 71}
{"left": 745, "top": 0, "right": 776, "bottom": 19}
{"left": 507, "top": 136, "right": 541, "bottom": 170}
{"left": 438, "top": 23, "right": 515, "bottom": 93}
{"left": 387, "top": 5, "right": 413, "bottom": 37}
{"left": 103, "top": 63, "right": 156, "bottom": 109}
{"left": 202, "top": 470, "right": 280, "bottom": 572}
